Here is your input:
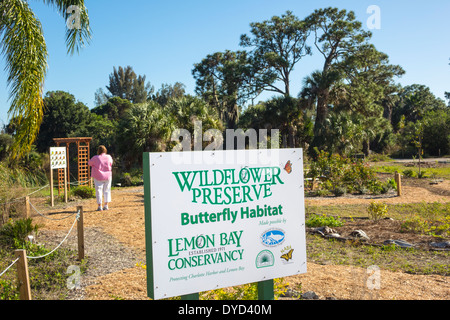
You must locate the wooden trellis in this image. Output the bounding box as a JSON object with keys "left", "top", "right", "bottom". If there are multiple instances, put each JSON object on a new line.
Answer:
{"left": 77, "top": 143, "right": 90, "bottom": 186}
{"left": 53, "top": 137, "right": 92, "bottom": 194}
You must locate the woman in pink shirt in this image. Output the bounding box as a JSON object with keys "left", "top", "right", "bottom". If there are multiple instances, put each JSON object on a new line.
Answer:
{"left": 88, "top": 145, "right": 113, "bottom": 211}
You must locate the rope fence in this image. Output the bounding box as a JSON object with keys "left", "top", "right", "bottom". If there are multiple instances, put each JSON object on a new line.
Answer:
{"left": 26, "top": 210, "right": 80, "bottom": 260}
{"left": 0, "top": 206, "right": 85, "bottom": 300}
{"left": 0, "top": 177, "right": 92, "bottom": 205}
{"left": 0, "top": 178, "right": 94, "bottom": 227}
{"left": 28, "top": 199, "right": 77, "bottom": 221}
{"left": 0, "top": 184, "right": 49, "bottom": 205}
{"left": 0, "top": 173, "right": 99, "bottom": 300}
{"left": 0, "top": 257, "right": 19, "bottom": 278}
{"left": 0, "top": 180, "right": 157, "bottom": 300}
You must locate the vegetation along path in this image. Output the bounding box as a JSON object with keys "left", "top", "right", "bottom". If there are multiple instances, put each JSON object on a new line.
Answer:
{"left": 31, "top": 176, "right": 449, "bottom": 300}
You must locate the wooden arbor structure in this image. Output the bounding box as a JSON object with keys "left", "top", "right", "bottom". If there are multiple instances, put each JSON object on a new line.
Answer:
{"left": 53, "top": 137, "right": 92, "bottom": 193}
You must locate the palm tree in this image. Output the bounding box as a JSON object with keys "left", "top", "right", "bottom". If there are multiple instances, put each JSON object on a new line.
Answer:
{"left": 0, "top": 0, "right": 91, "bottom": 158}
{"left": 116, "top": 101, "right": 176, "bottom": 168}
{"left": 300, "top": 69, "right": 341, "bottom": 155}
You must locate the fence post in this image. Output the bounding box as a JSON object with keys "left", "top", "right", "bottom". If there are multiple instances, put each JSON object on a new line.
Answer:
{"left": 1, "top": 201, "right": 8, "bottom": 227}
{"left": 395, "top": 172, "right": 402, "bottom": 197}
{"left": 15, "top": 249, "right": 32, "bottom": 300}
{"left": 24, "top": 196, "right": 30, "bottom": 219}
{"left": 76, "top": 206, "right": 85, "bottom": 261}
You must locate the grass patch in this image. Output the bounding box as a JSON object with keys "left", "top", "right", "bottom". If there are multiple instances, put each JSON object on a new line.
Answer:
{"left": 306, "top": 234, "right": 449, "bottom": 276}
{"left": 372, "top": 162, "right": 450, "bottom": 180}
{"left": 306, "top": 203, "right": 369, "bottom": 219}
{"left": 305, "top": 202, "right": 449, "bottom": 276}
{"left": 306, "top": 214, "right": 344, "bottom": 228}
{"left": 307, "top": 202, "right": 450, "bottom": 237}
{"left": 307, "top": 202, "right": 450, "bottom": 221}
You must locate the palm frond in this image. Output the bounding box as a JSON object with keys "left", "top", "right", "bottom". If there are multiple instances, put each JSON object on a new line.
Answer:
{"left": 40, "top": 0, "right": 92, "bottom": 54}
{"left": 0, "top": 0, "right": 48, "bottom": 158}
{"left": 0, "top": 0, "right": 91, "bottom": 158}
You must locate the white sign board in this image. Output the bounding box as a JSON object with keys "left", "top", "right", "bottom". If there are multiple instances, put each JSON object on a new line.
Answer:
{"left": 50, "top": 147, "right": 67, "bottom": 169}
{"left": 144, "top": 149, "right": 307, "bottom": 300}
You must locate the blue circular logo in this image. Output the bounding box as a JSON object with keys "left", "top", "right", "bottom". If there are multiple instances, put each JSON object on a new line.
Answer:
{"left": 261, "top": 228, "right": 285, "bottom": 247}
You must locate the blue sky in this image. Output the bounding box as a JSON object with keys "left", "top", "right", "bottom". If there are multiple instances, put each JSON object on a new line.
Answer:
{"left": 0, "top": 0, "right": 449, "bottom": 126}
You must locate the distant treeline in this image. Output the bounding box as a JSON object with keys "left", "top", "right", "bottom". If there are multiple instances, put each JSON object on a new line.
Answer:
{"left": 2, "top": 8, "right": 449, "bottom": 172}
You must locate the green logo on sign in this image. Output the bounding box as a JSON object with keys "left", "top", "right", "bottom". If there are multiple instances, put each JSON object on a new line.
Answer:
{"left": 255, "top": 250, "right": 274, "bottom": 268}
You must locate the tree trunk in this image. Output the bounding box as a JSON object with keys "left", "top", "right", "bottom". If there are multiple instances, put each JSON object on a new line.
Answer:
{"left": 310, "top": 90, "right": 329, "bottom": 156}
{"left": 284, "top": 71, "right": 290, "bottom": 97}
{"left": 227, "top": 103, "right": 239, "bottom": 130}
{"left": 225, "top": 91, "right": 239, "bottom": 129}
{"left": 363, "top": 138, "right": 370, "bottom": 157}
{"left": 382, "top": 104, "right": 393, "bottom": 123}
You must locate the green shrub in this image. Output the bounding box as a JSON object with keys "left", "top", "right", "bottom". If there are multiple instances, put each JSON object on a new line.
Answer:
{"left": 385, "top": 178, "right": 397, "bottom": 191}
{"left": 367, "top": 202, "right": 388, "bottom": 221}
{"left": 306, "top": 214, "right": 344, "bottom": 228}
{"left": 201, "top": 278, "right": 289, "bottom": 300}
{"left": 331, "top": 185, "right": 347, "bottom": 197}
{"left": 118, "top": 171, "right": 143, "bottom": 187}
{"left": 401, "top": 215, "right": 450, "bottom": 237}
{"left": 380, "top": 178, "right": 397, "bottom": 194}
{"left": 417, "top": 170, "right": 428, "bottom": 179}
{"left": 0, "top": 218, "right": 40, "bottom": 248}
{"left": 71, "top": 185, "right": 95, "bottom": 199}
{"left": 368, "top": 180, "right": 384, "bottom": 195}
{"left": 367, "top": 153, "right": 392, "bottom": 162}
{"left": 402, "top": 169, "right": 416, "bottom": 178}
{"left": 314, "top": 189, "right": 331, "bottom": 197}
{"left": 119, "top": 172, "right": 133, "bottom": 186}
{"left": 307, "top": 151, "right": 382, "bottom": 196}
{"left": 0, "top": 279, "right": 19, "bottom": 300}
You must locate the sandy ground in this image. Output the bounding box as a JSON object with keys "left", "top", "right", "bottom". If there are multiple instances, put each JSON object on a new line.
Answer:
{"left": 32, "top": 179, "right": 450, "bottom": 300}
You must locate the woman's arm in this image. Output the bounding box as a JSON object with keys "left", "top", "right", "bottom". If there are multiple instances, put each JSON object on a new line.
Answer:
{"left": 88, "top": 156, "right": 97, "bottom": 167}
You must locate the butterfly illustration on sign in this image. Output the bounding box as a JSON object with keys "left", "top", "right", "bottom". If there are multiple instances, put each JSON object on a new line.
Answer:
{"left": 284, "top": 160, "right": 292, "bottom": 174}
{"left": 280, "top": 248, "right": 294, "bottom": 262}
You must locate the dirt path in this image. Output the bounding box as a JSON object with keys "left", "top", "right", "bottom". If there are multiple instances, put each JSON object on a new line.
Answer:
{"left": 32, "top": 181, "right": 450, "bottom": 300}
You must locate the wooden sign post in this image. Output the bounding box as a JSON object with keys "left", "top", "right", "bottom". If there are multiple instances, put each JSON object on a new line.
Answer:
{"left": 50, "top": 147, "right": 68, "bottom": 206}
